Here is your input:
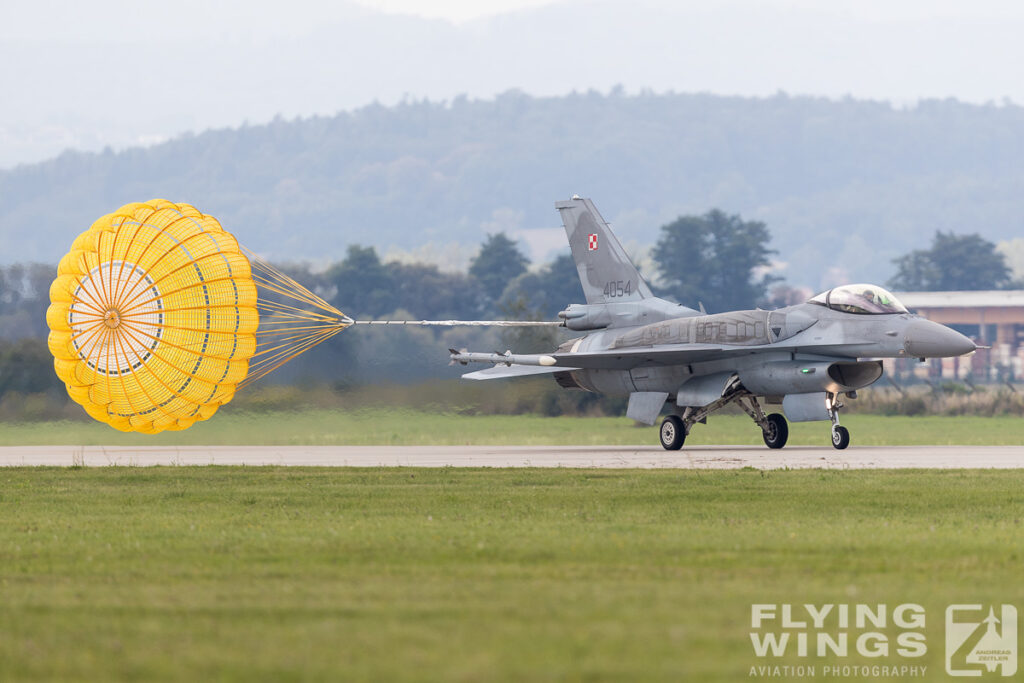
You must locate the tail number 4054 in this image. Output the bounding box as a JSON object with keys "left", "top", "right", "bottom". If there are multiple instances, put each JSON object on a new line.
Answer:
{"left": 604, "top": 280, "right": 632, "bottom": 298}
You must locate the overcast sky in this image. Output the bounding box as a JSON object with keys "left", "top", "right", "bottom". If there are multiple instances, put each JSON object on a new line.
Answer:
{"left": 3, "top": 0, "right": 1024, "bottom": 169}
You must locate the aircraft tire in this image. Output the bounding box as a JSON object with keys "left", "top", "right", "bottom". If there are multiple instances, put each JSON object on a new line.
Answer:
{"left": 831, "top": 425, "right": 850, "bottom": 450}
{"left": 762, "top": 413, "right": 789, "bottom": 449}
{"left": 659, "top": 415, "right": 685, "bottom": 450}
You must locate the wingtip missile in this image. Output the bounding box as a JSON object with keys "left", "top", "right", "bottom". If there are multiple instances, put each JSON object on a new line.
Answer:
{"left": 448, "top": 348, "right": 469, "bottom": 366}
{"left": 448, "top": 349, "right": 559, "bottom": 368}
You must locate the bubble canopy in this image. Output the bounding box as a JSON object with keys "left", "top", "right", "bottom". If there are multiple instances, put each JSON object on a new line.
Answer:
{"left": 808, "top": 284, "right": 908, "bottom": 315}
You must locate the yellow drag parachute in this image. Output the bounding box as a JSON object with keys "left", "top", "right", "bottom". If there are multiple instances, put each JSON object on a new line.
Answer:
{"left": 47, "top": 200, "right": 349, "bottom": 433}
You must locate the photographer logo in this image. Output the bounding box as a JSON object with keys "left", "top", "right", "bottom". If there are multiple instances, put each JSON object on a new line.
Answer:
{"left": 946, "top": 605, "right": 1017, "bottom": 677}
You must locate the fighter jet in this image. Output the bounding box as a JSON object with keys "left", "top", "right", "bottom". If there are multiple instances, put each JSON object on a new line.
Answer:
{"left": 449, "top": 196, "right": 976, "bottom": 450}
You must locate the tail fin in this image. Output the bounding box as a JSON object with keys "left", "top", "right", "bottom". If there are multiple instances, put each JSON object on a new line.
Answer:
{"left": 555, "top": 196, "right": 653, "bottom": 305}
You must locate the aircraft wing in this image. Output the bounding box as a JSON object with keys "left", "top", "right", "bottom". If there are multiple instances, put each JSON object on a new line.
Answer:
{"left": 451, "top": 344, "right": 729, "bottom": 371}
{"left": 451, "top": 341, "right": 881, "bottom": 372}
{"left": 462, "top": 364, "right": 580, "bottom": 380}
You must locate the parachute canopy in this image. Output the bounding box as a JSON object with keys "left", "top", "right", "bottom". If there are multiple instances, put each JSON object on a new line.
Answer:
{"left": 47, "top": 200, "right": 350, "bottom": 433}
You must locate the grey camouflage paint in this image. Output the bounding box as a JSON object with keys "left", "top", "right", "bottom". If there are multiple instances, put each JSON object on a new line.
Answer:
{"left": 454, "top": 197, "right": 977, "bottom": 428}
{"left": 556, "top": 197, "right": 653, "bottom": 305}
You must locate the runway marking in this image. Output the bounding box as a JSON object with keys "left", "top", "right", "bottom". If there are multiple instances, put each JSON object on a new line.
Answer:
{"left": 1, "top": 445, "right": 1023, "bottom": 468}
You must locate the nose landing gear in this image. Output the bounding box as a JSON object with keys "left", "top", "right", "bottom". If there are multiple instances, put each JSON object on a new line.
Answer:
{"left": 827, "top": 392, "right": 850, "bottom": 450}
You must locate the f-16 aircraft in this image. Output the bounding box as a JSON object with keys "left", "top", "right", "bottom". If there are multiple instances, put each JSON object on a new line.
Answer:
{"left": 448, "top": 196, "right": 976, "bottom": 450}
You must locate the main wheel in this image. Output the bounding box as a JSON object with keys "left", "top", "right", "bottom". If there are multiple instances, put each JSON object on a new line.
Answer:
{"left": 660, "top": 415, "right": 686, "bottom": 450}
{"left": 831, "top": 425, "right": 850, "bottom": 450}
{"left": 762, "top": 413, "right": 789, "bottom": 449}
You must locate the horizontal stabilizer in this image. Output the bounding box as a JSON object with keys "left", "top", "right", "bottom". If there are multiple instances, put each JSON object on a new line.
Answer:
{"left": 462, "top": 365, "right": 579, "bottom": 380}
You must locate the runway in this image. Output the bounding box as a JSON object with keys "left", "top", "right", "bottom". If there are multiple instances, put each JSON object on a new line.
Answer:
{"left": 1, "top": 444, "right": 1023, "bottom": 468}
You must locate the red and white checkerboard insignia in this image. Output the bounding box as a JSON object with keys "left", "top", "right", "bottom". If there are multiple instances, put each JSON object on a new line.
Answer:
{"left": 587, "top": 233, "right": 598, "bottom": 251}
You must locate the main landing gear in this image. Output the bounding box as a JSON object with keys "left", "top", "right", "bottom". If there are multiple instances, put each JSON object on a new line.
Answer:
{"left": 762, "top": 413, "right": 789, "bottom": 450}
{"left": 657, "top": 382, "right": 853, "bottom": 450}
{"left": 659, "top": 378, "right": 792, "bottom": 451}
{"left": 659, "top": 415, "right": 685, "bottom": 450}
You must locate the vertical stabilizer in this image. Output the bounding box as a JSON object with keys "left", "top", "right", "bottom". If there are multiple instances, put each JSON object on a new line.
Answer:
{"left": 556, "top": 196, "right": 653, "bottom": 305}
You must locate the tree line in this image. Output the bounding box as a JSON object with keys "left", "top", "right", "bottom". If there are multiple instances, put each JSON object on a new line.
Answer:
{"left": 0, "top": 210, "right": 1017, "bottom": 405}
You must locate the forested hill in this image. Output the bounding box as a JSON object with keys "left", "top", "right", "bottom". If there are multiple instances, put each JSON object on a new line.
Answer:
{"left": 2, "top": 91, "right": 1023, "bottom": 289}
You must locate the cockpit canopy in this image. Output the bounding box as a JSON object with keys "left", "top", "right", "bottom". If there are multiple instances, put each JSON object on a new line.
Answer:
{"left": 808, "top": 284, "right": 908, "bottom": 315}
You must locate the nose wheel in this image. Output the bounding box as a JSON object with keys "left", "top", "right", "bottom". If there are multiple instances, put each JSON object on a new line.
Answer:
{"left": 831, "top": 425, "right": 850, "bottom": 449}
{"left": 826, "top": 392, "right": 850, "bottom": 449}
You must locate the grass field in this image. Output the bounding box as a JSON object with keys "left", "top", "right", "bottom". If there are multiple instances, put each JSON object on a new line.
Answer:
{"left": 1, "top": 467, "right": 1021, "bottom": 681}
{"left": 3, "top": 410, "right": 1024, "bottom": 446}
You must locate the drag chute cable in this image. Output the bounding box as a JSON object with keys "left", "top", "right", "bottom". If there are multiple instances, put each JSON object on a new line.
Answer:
{"left": 351, "top": 320, "right": 561, "bottom": 326}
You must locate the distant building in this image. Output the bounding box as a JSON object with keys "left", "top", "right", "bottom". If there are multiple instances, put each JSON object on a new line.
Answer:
{"left": 894, "top": 290, "right": 1024, "bottom": 382}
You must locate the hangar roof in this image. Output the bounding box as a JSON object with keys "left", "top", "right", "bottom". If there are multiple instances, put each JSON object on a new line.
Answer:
{"left": 894, "top": 291, "right": 1024, "bottom": 309}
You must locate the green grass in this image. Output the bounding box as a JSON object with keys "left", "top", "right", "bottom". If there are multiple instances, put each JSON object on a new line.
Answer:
{"left": 2, "top": 410, "right": 1024, "bottom": 446}
{"left": 0, "top": 468, "right": 1021, "bottom": 681}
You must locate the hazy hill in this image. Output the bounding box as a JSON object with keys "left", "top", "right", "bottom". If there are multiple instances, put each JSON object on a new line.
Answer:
{"left": 2, "top": 90, "right": 1023, "bottom": 289}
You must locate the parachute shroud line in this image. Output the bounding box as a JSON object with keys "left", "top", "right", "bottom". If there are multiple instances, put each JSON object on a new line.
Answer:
{"left": 240, "top": 248, "right": 351, "bottom": 391}
{"left": 48, "top": 200, "right": 352, "bottom": 434}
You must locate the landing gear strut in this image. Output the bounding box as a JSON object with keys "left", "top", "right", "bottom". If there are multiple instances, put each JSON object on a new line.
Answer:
{"left": 827, "top": 392, "right": 850, "bottom": 450}
{"left": 736, "top": 395, "right": 789, "bottom": 449}
{"left": 658, "top": 377, "right": 791, "bottom": 450}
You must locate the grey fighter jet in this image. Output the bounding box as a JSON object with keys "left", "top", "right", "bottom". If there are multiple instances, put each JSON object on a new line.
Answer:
{"left": 449, "top": 196, "right": 976, "bottom": 450}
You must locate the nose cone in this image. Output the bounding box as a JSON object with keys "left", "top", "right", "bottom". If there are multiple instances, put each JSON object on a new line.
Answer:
{"left": 904, "top": 320, "right": 976, "bottom": 358}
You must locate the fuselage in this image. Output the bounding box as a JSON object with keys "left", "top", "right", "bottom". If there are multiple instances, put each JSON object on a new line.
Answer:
{"left": 555, "top": 300, "right": 974, "bottom": 400}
